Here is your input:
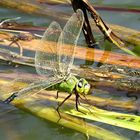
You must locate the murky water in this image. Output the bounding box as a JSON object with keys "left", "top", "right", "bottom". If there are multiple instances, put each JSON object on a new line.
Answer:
{"left": 0, "top": 1, "right": 140, "bottom": 140}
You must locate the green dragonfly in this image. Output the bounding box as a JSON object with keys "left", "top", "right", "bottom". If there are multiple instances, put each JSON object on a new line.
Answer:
{"left": 4, "top": 9, "right": 91, "bottom": 115}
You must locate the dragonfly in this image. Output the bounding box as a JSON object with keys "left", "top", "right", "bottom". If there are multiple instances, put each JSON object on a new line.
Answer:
{"left": 4, "top": 9, "right": 91, "bottom": 116}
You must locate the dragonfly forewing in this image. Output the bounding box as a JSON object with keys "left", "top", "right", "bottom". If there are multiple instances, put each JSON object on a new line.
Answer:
{"left": 57, "top": 9, "right": 84, "bottom": 76}
{"left": 35, "top": 21, "right": 62, "bottom": 79}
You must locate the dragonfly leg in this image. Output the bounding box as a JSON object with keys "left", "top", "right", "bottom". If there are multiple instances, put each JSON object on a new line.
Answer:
{"left": 75, "top": 93, "right": 86, "bottom": 114}
{"left": 75, "top": 92, "right": 84, "bottom": 112}
{"left": 75, "top": 93, "right": 92, "bottom": 114}
{"left": 56, "top": 92, "right": 73, "bottom": 119}
{"left": 75, "top": 93, "right": 79, "bottom": 111}
{"left": 75, "top": 93, "right": 85, "bottom": 113}
{"left": 79, "top": 94, "right": 90, "bottom": 105}
{"left": 79, "top": 95, "right": 101, "bottom": 119}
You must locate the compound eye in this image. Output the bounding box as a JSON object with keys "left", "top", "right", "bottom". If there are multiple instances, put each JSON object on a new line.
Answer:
{"left": 78, "top": 81, "right": 83, "bottom": 88}
{"left": 79, "top": 79, "right": 84, "bottom": 82}
{"left": 84, "top": 83, "right": 90, "bottom": 89}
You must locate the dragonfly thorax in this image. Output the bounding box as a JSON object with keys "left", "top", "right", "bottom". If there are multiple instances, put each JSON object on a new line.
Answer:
{"left": 58, "top": 75, "right": 78, "bottom": 93}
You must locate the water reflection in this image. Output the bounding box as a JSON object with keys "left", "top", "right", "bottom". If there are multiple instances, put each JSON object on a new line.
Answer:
{"left": 0, "top": 102, "right": 88, "bottom": 140}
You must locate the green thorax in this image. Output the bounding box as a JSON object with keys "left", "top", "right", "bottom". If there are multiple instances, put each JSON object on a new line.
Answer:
{"left": 54, "top": 76, "right": 78, "bottom": 93}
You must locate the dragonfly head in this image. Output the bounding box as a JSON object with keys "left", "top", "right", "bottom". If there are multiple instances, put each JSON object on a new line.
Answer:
{"left": 76, "top": 78, "right": 90, "bottom": 95}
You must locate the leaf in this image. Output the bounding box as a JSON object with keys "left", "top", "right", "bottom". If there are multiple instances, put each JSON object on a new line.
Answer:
{"left": 65, "top": 104, "right": 140, "bottom": 132}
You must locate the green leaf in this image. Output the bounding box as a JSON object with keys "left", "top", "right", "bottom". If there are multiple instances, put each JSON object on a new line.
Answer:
{"left": 65, "top": 104, "right": 140, "bottom": 132}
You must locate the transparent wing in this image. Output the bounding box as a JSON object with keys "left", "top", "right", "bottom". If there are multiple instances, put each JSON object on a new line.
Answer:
{"left": 14, "top": 22, "right": 64, "bottom": 98}
{"left": 0, "top": 73, "right": 63, "bottom": 99}
{"left": 57, "top": 9, "right": 84, "bottom": 76}
{"left": 16, "top": 78, "right": 63, "bottom": 98}
{"left": 3, "top": 10, "right": 84, "bottom": 99}
{"left": 35, "top": 21, "right": 62, "bottom": 78}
